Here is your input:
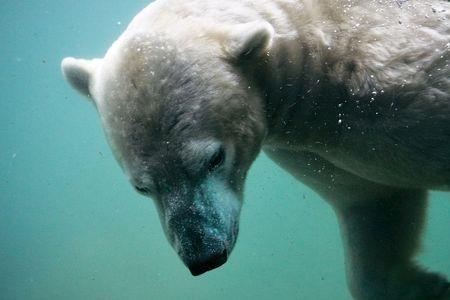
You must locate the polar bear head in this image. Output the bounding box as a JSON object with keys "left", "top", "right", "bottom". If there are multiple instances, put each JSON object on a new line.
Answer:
{"left": 61, "top": 20, "right": 273, "bottom": 275}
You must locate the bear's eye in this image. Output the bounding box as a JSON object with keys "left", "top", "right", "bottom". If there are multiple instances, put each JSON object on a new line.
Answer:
{"left": 134, "top": 185, "right": 151, "bottom": 195}
{"left": 207, "top": 146, "right": 226, "bottom": 172}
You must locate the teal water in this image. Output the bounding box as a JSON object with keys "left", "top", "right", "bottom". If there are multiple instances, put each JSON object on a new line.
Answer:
{"left": 1, "top": 1, "right": 449, "bottom": 299}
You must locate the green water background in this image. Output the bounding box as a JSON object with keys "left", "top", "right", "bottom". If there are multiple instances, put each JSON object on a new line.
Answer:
{"left": 1, "top": 1, "right": 449, "bottom": 299}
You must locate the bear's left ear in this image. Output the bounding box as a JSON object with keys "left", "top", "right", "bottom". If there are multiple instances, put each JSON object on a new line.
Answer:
{"left": 225, "top": 21, "right": 275, "bottom": 60}
{"left": 61, "top": 57, "right": 101, "bottom": 100}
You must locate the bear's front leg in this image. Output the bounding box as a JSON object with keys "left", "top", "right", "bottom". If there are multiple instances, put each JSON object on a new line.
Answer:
{"left": 265, "top": 148, "right": 449, "bottom": 299}
{"left": 335, "top": 190, "right": 450, "bottom": 300}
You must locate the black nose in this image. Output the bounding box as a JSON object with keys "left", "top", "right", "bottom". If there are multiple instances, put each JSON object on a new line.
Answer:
{"left": 188, "top": 249, "right": 228, "bottom": 276}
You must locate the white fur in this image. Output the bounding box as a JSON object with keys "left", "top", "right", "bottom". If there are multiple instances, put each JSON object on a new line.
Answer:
{"left": 62, "top": 0, "right": 450, "bottom": 298}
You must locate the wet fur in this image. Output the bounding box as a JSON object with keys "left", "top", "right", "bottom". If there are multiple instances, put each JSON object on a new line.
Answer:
{"left": 62, "top": 0, "right": 450, "bottom": 299}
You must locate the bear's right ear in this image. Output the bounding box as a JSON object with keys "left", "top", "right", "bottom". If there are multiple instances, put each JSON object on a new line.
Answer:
{"left": 61, "top": 57, "right": 101, "bottom": 99}
{"left": 224, "top": 21, "right": 275, "bottom": 60}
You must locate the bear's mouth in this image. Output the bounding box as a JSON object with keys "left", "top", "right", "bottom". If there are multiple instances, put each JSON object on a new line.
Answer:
{"left": 187, "top": 248, "right": 228, "bottom": 276}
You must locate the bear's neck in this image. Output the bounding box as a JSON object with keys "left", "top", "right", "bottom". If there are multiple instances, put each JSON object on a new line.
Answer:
{"left": 244, "top": 28, "right": 350, "bottom": 152}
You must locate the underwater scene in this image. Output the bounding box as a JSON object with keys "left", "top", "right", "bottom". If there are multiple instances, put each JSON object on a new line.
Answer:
{"left": 1, "top": 1, "right": 449, "bottom": 299}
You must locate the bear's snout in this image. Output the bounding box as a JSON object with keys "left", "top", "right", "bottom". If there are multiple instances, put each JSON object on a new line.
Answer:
{"left": 187, "top": 247, "right": 228, "bottom": 276}
{"left": 159, "top": 180, "right": 241, "bottom": 275}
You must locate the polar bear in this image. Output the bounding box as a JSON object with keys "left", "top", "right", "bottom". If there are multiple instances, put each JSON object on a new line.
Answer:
{"left": 61, "top": 0, "right": 450, "bottom": 299}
